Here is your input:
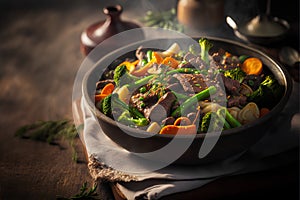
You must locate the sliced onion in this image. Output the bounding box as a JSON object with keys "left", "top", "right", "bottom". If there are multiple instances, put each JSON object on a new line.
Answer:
{"left": 160, "top": 43, "right": 181, "bottom": 57}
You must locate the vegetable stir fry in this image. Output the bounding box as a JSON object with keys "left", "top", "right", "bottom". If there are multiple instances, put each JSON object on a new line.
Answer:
{"left": 94, "top": 38, "right": 284, "bottom": 135}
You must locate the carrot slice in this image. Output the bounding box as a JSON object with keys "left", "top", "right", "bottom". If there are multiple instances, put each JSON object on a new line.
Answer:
{"left": 241, "top": 57, "right": 263, "bottom": 75}
{"left": 225, "top": 52, "right": 232, "bottom": 58}
{"left": 159, "top": 124, "right": 197, "bottom": 135}
{"left": 95, "top": 94, "right": 107, "bottom": 103}
{"left": 173, "top": 117, "right": 192, "bottom": 126}
{"left": 152, "top": 51, "right": 163, "bottom": 64}
{"left": 131, "top": 52, "right": 164, "bottom": 76}
{"left": 95, "top": 83, "right": 115, "bottom": 103}
{"left": 100, "top": 83, "right": 115, "bottom": 95}
{"left": 161, "top": 57, "right": 179, "bottom": 68}
{"left": 260, "top": 107, "right": 270, "bottom": 117}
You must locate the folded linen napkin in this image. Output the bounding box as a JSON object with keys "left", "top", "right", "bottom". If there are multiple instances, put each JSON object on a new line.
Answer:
{"left": 76, "top": 82, "right": 299, "bottom": 200}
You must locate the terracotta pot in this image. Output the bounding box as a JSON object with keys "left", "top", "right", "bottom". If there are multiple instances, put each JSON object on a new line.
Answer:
{"left": 177, "top": 0, "right": 225, "bottom": 30}
{"left": 80, "top": 5, "right": 143, "bottom": 56}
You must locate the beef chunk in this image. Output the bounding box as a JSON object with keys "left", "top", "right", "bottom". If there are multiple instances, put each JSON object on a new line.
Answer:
{"left": 171, "top": 74, "right": 207, "bottom": 94}
{"left": 182, "top": 52, "right": 207, "bottom": 70}
{"left": 227, "top": 95, "right": 247, "bottom": 108}
{"left": 166, "top": 83, "right": 181, "bottom": 92}
{"left": 243, "top": 74, "right": 263, "bottom": 91}
{"left": 221, "top": 74, "right": 240, "bottom": 95}
{"left": 130, "top": 88, "right": 158, "bottom": 115}
{"left": 178, "top": 62, "right": 196, "bottom": 69}
{"left": 172, "top": 74, "right": 194, "bottom": 93}
{"left": 147, "top": 92, "right": 177, "bottom": 122}
{"left": 212, "top": 49, "right": 240, "bottom": 70}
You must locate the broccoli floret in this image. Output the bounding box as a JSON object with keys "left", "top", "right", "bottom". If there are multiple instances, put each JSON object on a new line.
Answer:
{"left": 200, "top": 112, "right": 220, "bottom": 133}
{"left": 248, "top": 75, "right": 284, "bottom": 109}
{"left": 223, "top": 67, "right": 246, "bottom": 83}
{"left": 100, "top": 93, "right": 144, "bottom": 119}
{"left": 199, "top": 38, "right": 213, "bottom": 65}
{"left": 100, "top": 94, "right": 113, "bottom": 117}
{"left": 200, "top": 107, "right": 241, "bottom": 133}
{"left": 113, "top": 64, "right": 139, "bottom": 86}
{"left": 117, "top": 110, "right": 149, "bottom": 127}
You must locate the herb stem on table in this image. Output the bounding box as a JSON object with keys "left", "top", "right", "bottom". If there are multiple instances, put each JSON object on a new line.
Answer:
{"left": 15, "top": 119, "right": 82, "bottom": 162}
{"left": 56, "top": 182, "right": 100, "bottom": 200}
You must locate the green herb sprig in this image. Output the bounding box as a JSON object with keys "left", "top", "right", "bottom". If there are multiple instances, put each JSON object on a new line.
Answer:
{"left": 56, "top": 182, "right": 100, "bottom": 200}
{"left": 141, "top": 8, "right": 184, "bottom": 32}
{"left": 15, "top": 120, "right": 82, "bottom": 162}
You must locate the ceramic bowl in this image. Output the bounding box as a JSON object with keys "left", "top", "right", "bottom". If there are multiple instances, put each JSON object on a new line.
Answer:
{"left": 82, "top": 37, "right": 292, "bottom": 165}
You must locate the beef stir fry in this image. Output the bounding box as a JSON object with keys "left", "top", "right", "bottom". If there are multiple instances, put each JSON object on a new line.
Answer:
{"left": 94, "top": 38, "right": 284, "bottom": 134}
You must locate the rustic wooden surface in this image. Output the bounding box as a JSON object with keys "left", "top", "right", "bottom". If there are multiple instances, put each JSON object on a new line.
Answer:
{"left": 0, "top": 0, "right": 298, "bottom": 199}
{"left": 0, "top": 1, "right": 175, "bottom": 199}
{"left": 0, "top": 1, "right": 110, "bottom": 199}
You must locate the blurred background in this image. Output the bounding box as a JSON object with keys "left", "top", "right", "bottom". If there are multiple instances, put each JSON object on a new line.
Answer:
{"left": 0, "top": 0, "right": 298, "bottom": 199}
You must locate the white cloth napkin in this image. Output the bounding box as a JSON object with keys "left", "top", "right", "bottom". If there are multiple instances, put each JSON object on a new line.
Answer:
{"left": 80, "top": 82, "right": 299, "bottom": 200}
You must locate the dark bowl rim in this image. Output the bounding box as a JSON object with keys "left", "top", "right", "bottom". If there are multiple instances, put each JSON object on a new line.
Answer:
{"left": 82, "top": 36, "right": 293, "bottom": 140}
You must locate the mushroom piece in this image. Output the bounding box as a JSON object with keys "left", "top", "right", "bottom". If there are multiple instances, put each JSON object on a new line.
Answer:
{"left": 237, "top": 102, "right": 260, "bottom": 124}
{"left": 199, "top": 101, "right": 221, "bottom": 114}
{"left": 227, "top": 106, "right": 241, "bottom": 120}
{"left": 239, "top": 83, "right": 253, "bottom": 96}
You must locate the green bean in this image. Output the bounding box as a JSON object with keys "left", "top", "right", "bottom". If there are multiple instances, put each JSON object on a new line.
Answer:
{"left": 125, "top": 68, "right": 201, "bottom": 91}
{"left": 216, "top": 107, "right": 231, "bottom": 130}
{"left": 225, "top": 109, "right": 242, "bottom": 128}
{"left": 146, "top": 50, "right": 153, "bottom": 62}
{"left": 172, "top": 91, "right": 189, "bottom": 101}
{"left": 171, "top": 86, "right": 217, "bottom": 117}
{"left": 141, "top": 59, "right": 147, "bottom": 66}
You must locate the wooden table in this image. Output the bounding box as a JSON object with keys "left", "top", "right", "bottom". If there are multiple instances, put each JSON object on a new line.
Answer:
{"left": 0, "top": 0, "right": 298, "bottom": 199}
{"left": 0, "top": 1, "right": 109, "bottom": 199}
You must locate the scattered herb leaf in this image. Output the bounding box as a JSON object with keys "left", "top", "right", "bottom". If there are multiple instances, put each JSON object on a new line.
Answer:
{"left": 56, "top": 182, "right": 100, "bottom": 200}
{"left": 15, "top": 120, "right": 82, "bottom": 162}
